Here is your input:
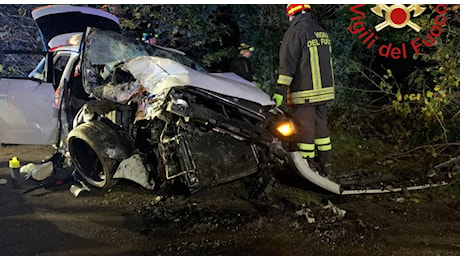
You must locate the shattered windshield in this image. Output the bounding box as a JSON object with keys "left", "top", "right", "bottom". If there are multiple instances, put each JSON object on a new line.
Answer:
{"left": 85, "top": 28, "right": 207, "bottom": 72}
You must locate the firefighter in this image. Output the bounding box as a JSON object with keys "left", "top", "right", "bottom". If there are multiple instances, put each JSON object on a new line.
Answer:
{"left": 0, "top": 40, "right": 4, "bottom": 75}
{"left": 142, "top": 31, "right": 159, "bottom": 46}
{"left": 273, "top": 4, "right": 335, "bottom": 176}
{"left": 230, "top": 43, "right": 256, "bottom": 82}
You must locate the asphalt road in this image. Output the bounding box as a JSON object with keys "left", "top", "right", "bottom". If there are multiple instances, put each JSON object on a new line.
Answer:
{"left": 0, "top": 145, "right": 149, "bottom": 256}
{"left": 2, "top": 144, "right": 460, "bottom": 256}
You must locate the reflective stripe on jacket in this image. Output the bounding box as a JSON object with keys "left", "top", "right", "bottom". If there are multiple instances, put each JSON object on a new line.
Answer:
{"left": 277, "top": 12, "right": 335, "bottom": 106}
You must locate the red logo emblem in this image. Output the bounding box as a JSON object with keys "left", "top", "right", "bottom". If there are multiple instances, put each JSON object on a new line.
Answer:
{"left": 348, "top": 4, "right": 448, "bottom": 59}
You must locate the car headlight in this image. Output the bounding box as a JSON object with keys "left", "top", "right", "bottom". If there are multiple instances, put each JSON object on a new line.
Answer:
{"left": 271, "top": 119, "right": 296, "bottom": 139}
{"left": 276, "top": 121, "right": 295, "bottom": 137}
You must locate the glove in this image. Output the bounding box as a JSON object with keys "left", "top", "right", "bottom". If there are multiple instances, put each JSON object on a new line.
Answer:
{"left": 272, "top": 93, "right": 284, "bottom": 107}
{"left": 272, "top": 84, "right": 288, "bottom": 107}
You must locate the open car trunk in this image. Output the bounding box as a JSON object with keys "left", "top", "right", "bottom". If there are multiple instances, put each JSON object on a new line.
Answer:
{"left": 32, "top": 5, "right": 120, "bottom": 50}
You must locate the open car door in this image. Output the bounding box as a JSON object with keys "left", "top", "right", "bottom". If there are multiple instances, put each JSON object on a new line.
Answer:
{"left": 0, "top": 5, "right": 120, "bottom": 145}
{"left": 0, "top": 76, "right": 57, "bottom": 145}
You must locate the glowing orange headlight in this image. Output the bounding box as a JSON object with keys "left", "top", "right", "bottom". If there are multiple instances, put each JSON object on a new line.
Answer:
{"left": 276, "top": 121, "right": 295, "bottom": 137}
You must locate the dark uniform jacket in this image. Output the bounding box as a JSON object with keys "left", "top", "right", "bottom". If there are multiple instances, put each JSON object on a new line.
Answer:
{"left": 277, "top": 12, "right": 335, "bottom": 106}
{"left": 0, "top": 41, "right": 4, "bottom": 71}
{"left": 230, "top": 56, "right": 255, "bottom": 82}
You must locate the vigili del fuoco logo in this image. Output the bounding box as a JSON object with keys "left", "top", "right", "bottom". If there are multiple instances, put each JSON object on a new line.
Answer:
{"left": 348, "top": 4, "right": 448, "bottom": 59}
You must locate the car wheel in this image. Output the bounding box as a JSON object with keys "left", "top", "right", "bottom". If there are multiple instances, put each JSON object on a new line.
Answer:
{"left": 67, "top": 120, "right": 133, "bottom": 189}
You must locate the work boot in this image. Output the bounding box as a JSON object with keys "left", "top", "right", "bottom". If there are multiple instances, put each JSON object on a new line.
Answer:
{"left": 317, "top": 151, "right": 333, "bottom": 177}
{"left": 306, "top": 158, "right": 320, "bottom": 172}
{"left": 320, "top": 163, "right": 333, "bottom": 177}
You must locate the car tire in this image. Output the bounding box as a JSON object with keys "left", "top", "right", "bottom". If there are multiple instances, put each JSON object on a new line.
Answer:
{"left": 67, "top": 120, "right": 133, "bottom": 189}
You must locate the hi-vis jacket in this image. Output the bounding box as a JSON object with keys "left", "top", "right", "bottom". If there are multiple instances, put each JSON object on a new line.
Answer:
{"left": 277, "top": 12, "right": 335, "bottom": 106}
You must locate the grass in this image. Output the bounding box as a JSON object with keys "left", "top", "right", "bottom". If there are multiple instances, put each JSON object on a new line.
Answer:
{"left": 442, "top": 175, "right": 460, "bottom": 196}
{"left": 274, "top": 185, "right": 322, "bottom": 207}
{"left": 331, "top": 130, "right": 394, "bottom": 174}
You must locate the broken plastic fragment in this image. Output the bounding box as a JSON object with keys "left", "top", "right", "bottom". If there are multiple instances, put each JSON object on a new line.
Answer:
{"left": 295, "top": 207, "right": 316, "bottom": 223}
{"left": 70, "top": 182, "right": 91, "bottom": 197}
{"left": 22, "top": 161, "right": 53, "bottom": 181}
{"left": 113, "top": 154, "right": 155, "bottom": 190}
{"left": 323, "top": 200, "right": 347, "bottom": 218}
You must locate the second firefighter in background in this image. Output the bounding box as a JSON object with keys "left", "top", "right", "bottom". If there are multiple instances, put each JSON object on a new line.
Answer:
{"left": 273, "top": 4, "right": 335, "bottom": 176}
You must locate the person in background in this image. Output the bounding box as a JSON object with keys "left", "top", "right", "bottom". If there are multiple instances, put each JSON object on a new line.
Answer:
{"left": 0, "top": 40, "right": 4, "bottom": 75}
{"left": 142, "top": 31, "right": 159, "bottom": 46}
{"left": 230, "top": 42, "right": 256, "bottom": 82}
{"left": 273, "top": 4, "right": 335, "bottom": 176}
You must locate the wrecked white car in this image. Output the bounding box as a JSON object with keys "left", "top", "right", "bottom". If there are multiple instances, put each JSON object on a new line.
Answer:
{"left": 1, "top": 5, "right": 298, "bottom": 196}
{"left": 66, "top": 26, "right": 295, "bottom": 195}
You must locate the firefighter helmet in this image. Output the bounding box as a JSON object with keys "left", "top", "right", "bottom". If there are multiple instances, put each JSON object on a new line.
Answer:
{"left": 238, "top": 43, "right": 255, "bottom": 52}
{"left": 286, "top": 4, "right": 311, "bottom": 16}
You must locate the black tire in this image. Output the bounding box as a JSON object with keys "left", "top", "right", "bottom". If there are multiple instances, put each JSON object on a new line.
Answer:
{"left": 67, "top": 121, "right": 133, "bottom": 189}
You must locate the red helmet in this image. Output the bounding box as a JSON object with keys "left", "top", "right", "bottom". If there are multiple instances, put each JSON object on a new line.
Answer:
{"left": 286, "top": 4, "right": 311, "bottom": 16}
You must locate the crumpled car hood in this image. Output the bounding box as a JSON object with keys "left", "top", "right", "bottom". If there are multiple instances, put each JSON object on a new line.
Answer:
{"left": 123, "top": 56, "right": 275, "bottom": 107}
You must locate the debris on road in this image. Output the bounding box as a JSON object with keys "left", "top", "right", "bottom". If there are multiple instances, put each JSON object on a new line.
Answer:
{"left": 323, "top": 200, "right": 346, "bottom": 219}
{"left": 21, "top": 161, "right": 53, "bottom": 181}
{"left": 296, "top": 205, "right": 316, "bottom": 223}
{"left": 69, "top": 170, "right": 91, "bottom": 197}
{"left": 69, "top": 182, "right": 91, "bottom": 197}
